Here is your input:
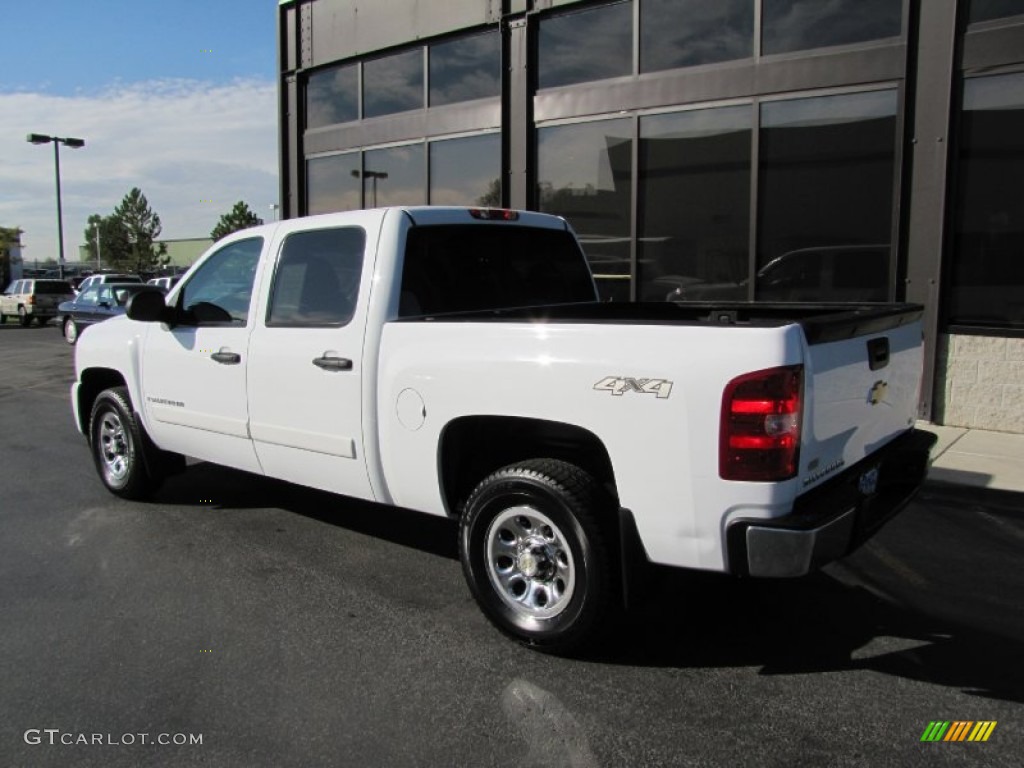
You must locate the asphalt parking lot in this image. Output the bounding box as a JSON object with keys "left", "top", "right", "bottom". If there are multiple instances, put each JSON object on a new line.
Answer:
{"left": 1, "top": 323, "right": 1021, "bottom": 767}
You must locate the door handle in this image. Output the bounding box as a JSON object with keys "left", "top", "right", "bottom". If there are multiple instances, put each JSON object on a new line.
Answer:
{"left": 312, "top": 355, "right": 353, "bottom": 371}
{"left": 211, "top": 350, "right": 241, "bottom": 365}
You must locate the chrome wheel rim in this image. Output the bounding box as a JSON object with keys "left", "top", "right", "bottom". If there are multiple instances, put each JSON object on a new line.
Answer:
{"left": 485, "top": 506, "right": 576, "bottom": 620}
{"left": 97, "top": 411, "right": 131, "bottom": 483}
{"left": 65, "top": 320, "right": 77, "bottom": 343}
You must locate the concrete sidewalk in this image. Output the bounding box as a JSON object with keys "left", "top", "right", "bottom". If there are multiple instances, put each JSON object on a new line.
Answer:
{"left": 919, "top": 421, "right": 1024, "bottom": 494}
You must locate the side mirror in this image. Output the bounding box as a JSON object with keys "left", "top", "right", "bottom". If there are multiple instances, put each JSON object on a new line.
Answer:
{"left": 126, "top": 288, "right": 173, "bottom": 324}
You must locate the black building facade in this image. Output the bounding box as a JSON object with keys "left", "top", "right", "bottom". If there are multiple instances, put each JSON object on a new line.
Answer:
{"left": 278, "top": 0, "right": 1024, "bottom": 433}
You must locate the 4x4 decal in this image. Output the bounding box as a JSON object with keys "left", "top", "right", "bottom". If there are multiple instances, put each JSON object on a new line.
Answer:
{"left": 593, "top": 376, "right": 673, "bottom": 399}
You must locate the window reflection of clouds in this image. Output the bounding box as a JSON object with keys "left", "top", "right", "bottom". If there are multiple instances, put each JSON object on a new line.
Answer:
{"left": 537, "top": 120, "right": 632, "bottom": 298}
{"left": 363, "top": 144, "right": 426, "bottom": 207}
{"left": 964, "top": 72, "right": 1024, "bottom": 111}
{"left": 762, "top": 0, "right": 902, "bottom": 55}
{"left": 429, "top": 32, "right": 500, "bottom": 107}
{"left": 538, "top": 1, "right": 632, "bottom": 89}
{"left": 642, "top": 105, "right": 751, "bottom": 139}
{"left": 641, "top": 0, "right": 753, "bottom": 72}
{"left": 537, "top": 120, "right": 632, "bottom": 194}
{"left": 307, "top": 153, "right": 361, "bottom": 215}
{"left": 761, "top": 89, "right": 898, "bottom": 128}
{"left": 429, "top": 134, "right": 500, "bottom": 206}
{"left": 306, "top": 64, "right": 358, "bottom": 129}
{"left": 364, "top": 49, "right": 423, "bottom": 118}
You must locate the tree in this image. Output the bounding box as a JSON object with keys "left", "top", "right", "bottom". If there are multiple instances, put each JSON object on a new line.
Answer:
{"left": 82, "top": 214, "right": 132, "bottom": 271}
{"left": 211, "top": 201, "right": 264, "bottom": 241}
{"left": 112, "top": 188, "right": 169, "bottom": 273}
{"left": 476, "top": 178, "right": 502, "bottom": 208}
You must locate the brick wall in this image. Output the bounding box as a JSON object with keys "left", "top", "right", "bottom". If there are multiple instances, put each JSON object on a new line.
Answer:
{"left": 935, "top": 333, "right": 1024, "bottom": 433}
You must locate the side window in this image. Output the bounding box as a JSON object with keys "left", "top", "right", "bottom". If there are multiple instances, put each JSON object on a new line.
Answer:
{"left": 266, "top": 227, "right": 365, "bottom": 327}
{"left": 77, "top": 286, "right": 100, "bottom": 306}
{"left": 177, "top": 237, "right": 263, "bottom": 325}
{"left": 97, "top": 285, "right": 115, "bottom": 306}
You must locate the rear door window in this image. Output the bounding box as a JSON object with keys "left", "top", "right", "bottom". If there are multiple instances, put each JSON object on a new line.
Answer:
{"left": 267, "top": 227, "right": 365, "bottom": 327}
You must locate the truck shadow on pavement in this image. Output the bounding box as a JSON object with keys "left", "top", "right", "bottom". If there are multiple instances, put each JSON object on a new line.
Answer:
{"left": 595, "top": 482, "right": 1024, "bottom": 703}
{"left": 153, "top": 460, "right": 458, "bottom": 560}
{"left": 153, "top": 465, "right": 1022, "bottom": 703}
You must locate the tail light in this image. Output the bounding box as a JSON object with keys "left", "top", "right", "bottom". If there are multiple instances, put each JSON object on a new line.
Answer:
{"left": 720, "top": 365, "right": 803, "bottom": 481}
{"left": 27, "top": 294, "right": 35, "bottom": 305}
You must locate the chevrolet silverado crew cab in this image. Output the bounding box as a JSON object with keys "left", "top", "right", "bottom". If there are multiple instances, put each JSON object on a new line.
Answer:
{"left": 71, "top": 207, "right": 936, "bottom": 653}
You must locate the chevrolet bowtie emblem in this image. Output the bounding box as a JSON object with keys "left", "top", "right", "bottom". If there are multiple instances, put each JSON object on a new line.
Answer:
{"left": 868, "top": 380, "right": 888, "bottom": 406}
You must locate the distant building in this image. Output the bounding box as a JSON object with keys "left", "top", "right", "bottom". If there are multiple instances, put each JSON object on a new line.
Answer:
{"left": 1, "top": 227, "right": 24, "bottom": 285}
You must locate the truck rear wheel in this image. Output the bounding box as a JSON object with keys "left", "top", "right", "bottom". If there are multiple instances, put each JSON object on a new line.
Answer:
{"left": 18, "top": 307, "right": 30, "bottom": 327}
{"left": 88, "top": 387, "right": 163, "bottom": 499}
{"left": 459, "top": 459, "right": 612, "bottom": 654}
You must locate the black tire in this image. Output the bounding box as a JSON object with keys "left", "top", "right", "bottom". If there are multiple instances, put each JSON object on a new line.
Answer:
{"left": 63, "top": 317, "right": 79, "bottom": 345}
{"left": 88, "top": 387, "right": 163, "bottom": 499}
{"left": 459, "top": 459, "right": 613, "bottom": 654}
{"left": 18, "top": 307, "right": 30, "bottom": 327}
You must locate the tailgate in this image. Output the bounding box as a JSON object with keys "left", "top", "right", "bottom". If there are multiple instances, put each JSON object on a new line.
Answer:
{"left": 799, "top": 307, "right": 924, "bottom": 492}
{"left": 34, "top": 295, "right": 64, "bottom": 311}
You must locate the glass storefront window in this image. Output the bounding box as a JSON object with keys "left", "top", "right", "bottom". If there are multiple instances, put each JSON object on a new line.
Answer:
{"left": 949, "top": 73, "right": 1024, "bottom": 330}
{"left": 429, "top": 134, "right": 501, "bottom": 206}
{"left": 969, "top": 0, "right": 1024, "bottom": 23}
{"left": 537, "top": 119, "right": 633, "bottom": 301}
{"left": 306, "top": 63, "right": 358, "bottom": 129}
{"left": 363, "top": 49, "right": 423, "bottom": 119}
{"left": 757, "top": 90, "right": 897, "bottom": 302}
{"left": 638, "top": 106, "right": 752, "bottom": 302}
{"left": 538, "top": 1, "right": 632, "bottom": 90}
{"left": 361, "top": 144, "right": 426, "bottom": 207}
{"left": 307, "top": 153, "right": 361, "bottom": 215}
{"left": 762, "top": 0, "right": 903, "bottom": 55}
{"left": 641, "top": 0, "right": 753, "bottom": 73}
{"left": 429, "top": 31, "right": 501, "bottom": 107}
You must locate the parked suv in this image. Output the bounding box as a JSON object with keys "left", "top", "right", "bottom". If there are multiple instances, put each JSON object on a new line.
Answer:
{"left": 0, "top": 279, "right": 76, "bottom": 327}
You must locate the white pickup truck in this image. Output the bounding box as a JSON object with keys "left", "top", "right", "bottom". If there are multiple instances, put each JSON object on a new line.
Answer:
{"left": 72, "top": 207, "right": 936, "bottom": 652}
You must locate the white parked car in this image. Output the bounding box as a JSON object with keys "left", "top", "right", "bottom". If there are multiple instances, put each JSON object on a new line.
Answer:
{"left": 76, "top": 273, "right": 142, "bottom": 294}
{"left": 70, "top": 207, "right": 936, "bottom": 652}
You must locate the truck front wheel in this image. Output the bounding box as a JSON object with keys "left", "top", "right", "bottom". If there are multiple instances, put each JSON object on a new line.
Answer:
{"left": 459, "top": 459, "right": 613, "bottom": 654}
{"left": 88, "top": 387, "right": 163, "bottom": 499}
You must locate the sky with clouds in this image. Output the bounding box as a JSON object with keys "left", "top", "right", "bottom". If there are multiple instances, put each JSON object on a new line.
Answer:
{"left": 0, "top": 0, "right": 279, "bottom": 266}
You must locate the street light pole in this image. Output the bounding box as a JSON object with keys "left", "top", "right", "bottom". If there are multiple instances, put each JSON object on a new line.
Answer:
{"left": 26, "top": 133, "right": 85, "bottom": 280}
{"left": 94, "top": 220, "right": 102, "bottom": 271}
{"left": 351, "top": 169, "right": 389, "bottom": 209}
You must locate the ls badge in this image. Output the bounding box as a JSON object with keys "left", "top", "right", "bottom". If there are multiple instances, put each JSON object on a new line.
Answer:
{"left": 594, "top": 376, "right": 673, "bottom": 399}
